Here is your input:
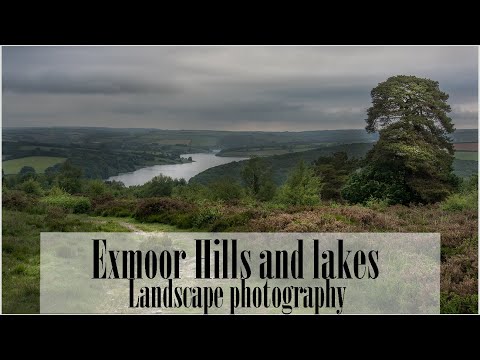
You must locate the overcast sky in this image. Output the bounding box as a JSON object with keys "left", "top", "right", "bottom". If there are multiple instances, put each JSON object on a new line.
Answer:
{"left": 2, "top": 46, "right": 478, "bottom": 131}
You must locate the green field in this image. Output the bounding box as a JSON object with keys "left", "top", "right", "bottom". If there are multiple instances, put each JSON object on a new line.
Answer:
{"left": 2, "top": 156, "right": 67, "bottom": 174}
{"left": 455, "top": 151, "right": 478, "bottom": 161}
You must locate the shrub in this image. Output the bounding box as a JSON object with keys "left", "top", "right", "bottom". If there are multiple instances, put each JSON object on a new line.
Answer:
{"left": 209, "top": 211, "right": 254, "bottom": 231}
{"left": 48, "top": 186, "right": 68, "bottom": 196}
{"left": 276, "top": 161, "right": 322, "bottom": 206}
{"left": 461, "top": 174, "right": 478, "bottom": 193}
{"left": 439, "top": 173, "right": 480, "bottom": 213}
{"left": 133, "top": 197, "right": 194, "bottom": 223}
{"left": 105, "top": 180, "right": 127, "bottom": 191}
{"left": 241, "top": 157, "right": 277, "bottom": 201}
{"left": 84, "top": 179, "right": 109, "bottom": 197}
{"left": 172, "top": 213, "right": 197, "bottom": 229}
{"left": 364, "top": 197, "right": 389, "bottom": 212}
{"left": 207, "top": 177, "right": 245, "bottom": 203}
{"left": 173, "top": 183, "right": 211, "bottom": 203}
{"left": 2, "top": 190, "right": 31, "bottom": 210}
{"left": 441, "top": 192, "right": 478, "bottom": 212}
{"left": 44, "top": 206, "right": 83, "bottom": 231}
{"left": 341, "top": 167, "right": 413, "bottom": 205}
{"left": 135, "top": 175, "right": 185, "bottom": 198}
{"left": 55, "top": 161, "right": 83, "bottom": 194}
{"left": 191, "top": 206, "right": 221, "bottom": 229}
{"left": 93, "top": 198, "right": 138, "bottom": 217}
{"left": 41, "top": 194, "right": 91, "bottom": 214}
{"left": 19, "top": 166, "right": 36, "bottom": 176}
{"left": 17, "top": 179, "right": 44, "bottom": 196}
{"left": 441, "top": 293, "right": 478, "bottom": 314}
{"left": 312, "top": 152, "right": 359, "bottom": 201}
{"left": 90, "top": 193, "right": 115, "bottom": 207}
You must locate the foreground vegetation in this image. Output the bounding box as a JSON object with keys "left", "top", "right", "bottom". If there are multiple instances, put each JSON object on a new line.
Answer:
{"left": 2, "top": 163, "right": 477, "bottom": 313}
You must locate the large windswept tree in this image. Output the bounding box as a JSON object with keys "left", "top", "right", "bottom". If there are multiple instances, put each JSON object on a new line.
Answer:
{"left": 342, "top": 75, "right": 458, "bottom": 204}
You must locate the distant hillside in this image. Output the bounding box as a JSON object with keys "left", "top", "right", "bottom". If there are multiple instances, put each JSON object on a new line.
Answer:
{"left": 3, "top": 127, "right": 380, "bottom": 149}
{"left": 192, "top": 142, "right": 478, "bottom": 186}
{"left": 4, "top": 127, "right": 476, "bottom": 149}
{"left": 451, "top": 129, "right": 478, "bottom": 143}
{"left": 3, "top": 127, "right": 476, "bottom": 180}
{"left": 191, "top": 143, "right": 374, "bottom": 185}
{"left": 453, "top": 159, "right": 478, "bottom": 178}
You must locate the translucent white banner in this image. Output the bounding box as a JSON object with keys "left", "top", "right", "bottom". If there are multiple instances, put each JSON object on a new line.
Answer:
{"left": 40, "top": 232, "right": 440, "bottom": 314}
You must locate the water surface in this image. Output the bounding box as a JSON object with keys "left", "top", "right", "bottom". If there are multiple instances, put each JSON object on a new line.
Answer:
{"left": 107, "top": 153, "right": 247, "bottom": 186}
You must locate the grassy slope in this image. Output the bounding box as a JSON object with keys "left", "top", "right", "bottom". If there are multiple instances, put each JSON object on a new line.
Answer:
{"left": 2, "top": 156, "right": 66, "bottom": 174}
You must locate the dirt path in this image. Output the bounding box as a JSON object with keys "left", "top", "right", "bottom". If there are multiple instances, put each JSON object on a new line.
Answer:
{"left": 118, "top": 222, "right": 145, "bottom": 233}
{"left": 88, "top": 217, "right": 145, "bottom": 233}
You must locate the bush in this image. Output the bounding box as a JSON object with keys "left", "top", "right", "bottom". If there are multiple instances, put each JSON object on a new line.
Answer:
{"left": 133, "top": 197, "right": 194, "bottom": 223}
{"left": 276, "top": 161, "right": 322, "bottom": 206}
{"left": 93, "top": 198, "right": 138, "bottom": 217}
{"left": 441, "top": 192, "right": 478, "bottom": 212}
{"left": 84, "top": 179, "right": 109, "bottom": 197}
{"left": 209, "top": 211, "right": 254, "bottom": 231}
{"left": 48, "top": 186, "right": 68, "bottom": 196}
{"left": 191, "top": 206, "right": 221, "bottom": 229}
{"left": 2, "top": 190, "right": 31, "bottom": 210}
{"left": 312, "top": 152, "right": 359, "bottom": 201}
{"left": 17, "top": 179, "right": 44, "bottom": 196}
{"left": 440, "top": 174, "right": 478, "bottom": 212}
{"left": 173, "top": 183, "right": 211, "bottom": 203}
{"left": 41, "top": 194, "right": 91, "bottom": 214}
{"left": 364, "top": 197, "right": 389, "bottom": 211}
{"left": 55, "top": 161, "right": 83, "bottom": 194}
{"left": 19, "top": 166, "right": 36, "bottom": 176}
{"left": 241, "top": 157, "right": 277, "bottom": 201}
{"left": 44, "top": 206, "right": 83, "bottom": 231}
{"left": 207, "top": 177, "right": 245, "bottom": 202}
{"left": 135, "top": 175, "right": 185, "bottom": 198}
{"left": 90, "top": 193, "right": 115, "bottom": 207}
{"left": 441, "top": 293, "right": 478, "bottom": 313}
{"left": 460, "top": 174, "right": 478, "bottom": 193}
{"left": 342, "top": 167, "right": 413, "bottom": 205}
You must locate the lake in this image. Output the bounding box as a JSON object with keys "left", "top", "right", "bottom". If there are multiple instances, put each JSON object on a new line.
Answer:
{"left": 106, "top": 153, "right": 248, "bottom": 186}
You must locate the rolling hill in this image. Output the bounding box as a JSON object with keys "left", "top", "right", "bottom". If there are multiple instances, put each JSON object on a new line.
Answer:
{"left": 191, "top": 143, "right": 374, "bottom": 185}
{"left": 191, "top": 143, "right": 478, "bottom": 185}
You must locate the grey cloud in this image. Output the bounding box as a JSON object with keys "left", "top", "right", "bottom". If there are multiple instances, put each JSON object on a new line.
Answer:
{"left": 450, "top": 110, "right": 478, "bottom": 128}
{"left": 2, "top": 46, "right": 477, "bottom": 130}
{"left": 3, "top": 73, "right": 179, "bottom": 95}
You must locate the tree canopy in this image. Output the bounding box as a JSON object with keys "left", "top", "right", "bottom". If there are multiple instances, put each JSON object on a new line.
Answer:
{"left": 366, "top": 75, "right": 454, "bottom": 135}
{"left": 312, "top": 152, "right": 359, "bottom": 201}
{"left": 56, "top": 160, "right": 83, "bottom": 194}
{"left": 343, "top": 75, "right": 458, "bottom": 204}
{"left": 240, "top": 157, "right": 276, "bottom": 201}
{"left": 277, "top": 160, "right": 322, "bottom": 206}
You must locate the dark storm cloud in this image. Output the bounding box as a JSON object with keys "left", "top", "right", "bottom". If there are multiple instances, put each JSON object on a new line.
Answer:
{"left": 2, "top": 46, "right": 477, "bottom": 130}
